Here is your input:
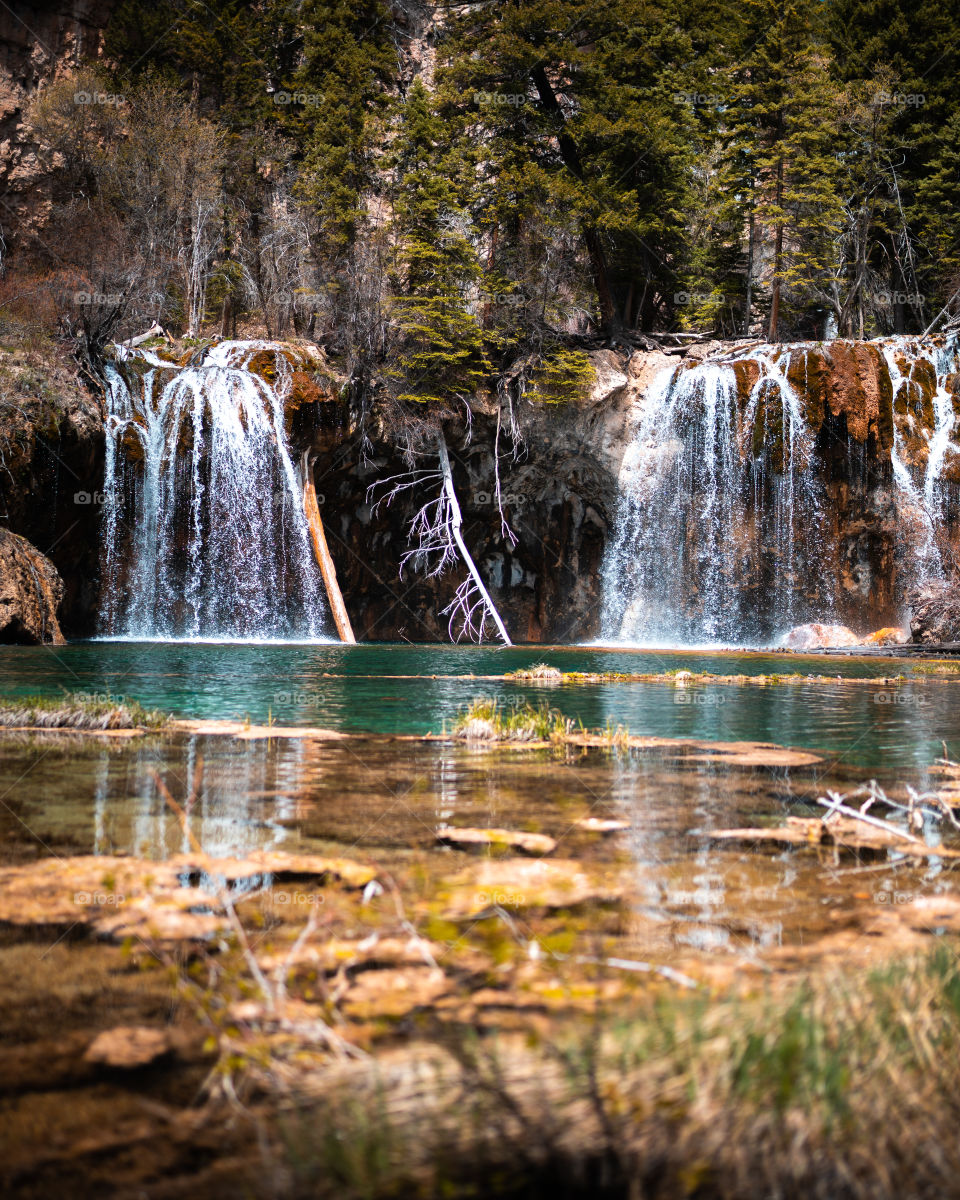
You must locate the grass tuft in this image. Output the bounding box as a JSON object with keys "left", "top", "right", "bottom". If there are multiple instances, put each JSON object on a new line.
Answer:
{"left": 452, "top": 697, "right": 573, "bottom": 742}
{"left": 506, "top": 663, "right": 564, "bottom": 682}
{"left": 276, "top": 946, "right": 960, "bottom": 1199}
{"left": 0, "top": 692, "right": 169, "bottom": 730}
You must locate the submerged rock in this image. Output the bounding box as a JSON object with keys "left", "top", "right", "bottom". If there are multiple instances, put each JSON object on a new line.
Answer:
{"left": 84, "top": 1026, "right": 176, "bottom": 1069}
{"left": 782, "top": 623, "right": 860, "bottom": 650}
{"left": 575, "top": 818, "right": 630, "bottom": 833}
{"left": 436, "top": 826, "right": 557, "bottom": 855}
{"left": 0, "top": 529, "right": 65, "bottom": 644}
{"left": 909, "top": 581, "right": 960, "bottom": 644}
{"left": 0, "top": 851, "right": 377, "bottom": 944}
{"left": 444, "top": 858, "right": 624, "bottom": 916}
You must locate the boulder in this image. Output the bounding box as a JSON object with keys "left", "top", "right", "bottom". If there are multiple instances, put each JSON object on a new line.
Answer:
{"left": 862, "top": 626, "right": 909, "bottom": 647}
{"left": 0, "top": 529, "right": 65, "bottom": 644}
{"left": 782, "top": 623, "right": 860, "bottom": 650}
{"left": 683, "top": 339, "right": 724, "bottom": 362}
{"left": 909, "top": 581, "right": 960, "bottom": 645}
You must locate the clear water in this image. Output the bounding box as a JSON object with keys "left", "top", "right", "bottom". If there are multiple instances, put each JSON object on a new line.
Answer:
{"left": 1, "top": 641, "right": 955, "bottom": 978}
{"left": 0, "top": 641, "right": 953, "bottom": 768}
{"left": 3, "top": 728, "right": 951, "bottom": 950}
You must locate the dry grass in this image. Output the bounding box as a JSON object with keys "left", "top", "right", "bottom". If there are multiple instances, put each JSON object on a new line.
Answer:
{"left": 507, "top": 662, "right": 564, "bottom": 682}
{"left": 0, "top": 692, "right": 168, "bottom": 730}
{"left": 275, "top": 946, "right": 960, "bottom": 1199}
{"left": 450, "top": 697, "right": 574, "bottom": 741}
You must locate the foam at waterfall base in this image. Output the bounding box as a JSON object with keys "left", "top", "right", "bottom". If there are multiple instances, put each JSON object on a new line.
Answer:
{"left": 585, "top": 637, "right": 751, "bottom": 652}
{"left": 92, "top": 634, "right": 340, "bottom": 646}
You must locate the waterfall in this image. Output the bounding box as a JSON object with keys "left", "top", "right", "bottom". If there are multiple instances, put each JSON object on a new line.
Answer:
{"left": 882, "top": 341, "right": 942, "bottom": 581}
{"left": 601, "top": 364, "right": 743, "bottom": 644}
{"left": 100, "top": 340, "right": 327, "bottom": 641}
{"left": 602, "top": 335, "right": 959, "bottom": 647}
{"left": 602, "top": 348, "right": 827, "bottom": 645}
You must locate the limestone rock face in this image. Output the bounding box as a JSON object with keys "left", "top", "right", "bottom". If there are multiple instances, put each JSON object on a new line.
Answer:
{"left": 0, "top": 1, "right": 114, "bottom": 250}
{"left": 0, "top": 528, "right": 65, "bottom": 644}
{"left": 0, "top": 347, "right": 104, "bottom": 634}
{"left": 782, "top": 623, "right": 860, "bottom": 650}
{"left": 307, "top": 347, "right": 676, "bottom": 643}
{"left": 909, "top": 582, "right": 960, "bottom": 645}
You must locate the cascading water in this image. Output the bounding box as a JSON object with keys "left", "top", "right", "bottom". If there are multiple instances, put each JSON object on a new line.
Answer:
{"left": 603, "top": 335, "right": 960, "bottom": 646}
{"left": 602, "top": 346, "right": 828, "bottom": 645}
{"left": 881, "top": 336, "right": 960, "bottom": 582}
{"left": 101, "top": 340, "right": 326, "bottom": 640}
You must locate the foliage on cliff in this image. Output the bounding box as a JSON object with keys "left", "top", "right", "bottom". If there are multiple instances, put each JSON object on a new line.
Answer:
{"left": 8, "top": 0, "right": 960, "bottom": 395}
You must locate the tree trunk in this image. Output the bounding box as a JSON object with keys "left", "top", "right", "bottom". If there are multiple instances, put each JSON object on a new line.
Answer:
{"left": 437, "top": 435, "right": 512, "bottom": 646}
{"left": 767, "top": 158, "right": 784, "bottom": 342}
{"left": 220, "top": 293, "right": 233, "bottom": 339}
{"left": 482, "top": 226, "right": 499, "bottom": 326}
{"left": 301, "top": 453, "right": 356, "bottom": 644}
{"left": 530, "top": 65, "right": 618, "bottom": 334}
{"left": 744, "top": 205, "right": 754, "bottom": 336}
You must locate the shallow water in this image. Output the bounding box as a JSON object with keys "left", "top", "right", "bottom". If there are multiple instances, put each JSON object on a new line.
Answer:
{"left": 1, "top": 639, "right": 955, "bottom": 954}
{"left": 1, "top": 730, "right": 954, "bottom": 961}
{"left": 0, "top": 641, "right": 954, "bottom": 768}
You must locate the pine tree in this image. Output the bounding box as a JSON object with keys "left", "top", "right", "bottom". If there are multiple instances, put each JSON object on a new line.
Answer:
{"left": 720, "top": 0, "right": 844, "bottom": 340}
{"left": 829, "top": 77, "right": 909, "bottom": 335}
{"left": 438, "top": 0, "right": 705, "bottom": 336}
{"left": 104, "top": 0, "right": 296, "bottom": 132}
{"left": 914, "top": 109, "right": 960, "bottom": 310}
{"left": 388, "top": 80, "right": 489, "bottom": 406}
{"left": 291, "top": 0, "right": 396, "bottom": 261}
{"left": 827, "top": 0, "right": 960, "bottom": 325}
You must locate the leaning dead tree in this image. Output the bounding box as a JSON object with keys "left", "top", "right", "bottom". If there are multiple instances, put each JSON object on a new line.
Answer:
{"left": 301, "top": 451, "right": 356, "bottom": 644}
{"left": 370, "top": 431, "right": 512, "bottom": 645}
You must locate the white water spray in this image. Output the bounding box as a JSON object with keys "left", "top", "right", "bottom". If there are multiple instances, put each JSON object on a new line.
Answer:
{"left": 101, "top": 341, "right": 326, "bottom": 640}
{"left": 601, "top": 341, "right": 906, "bottom": 645}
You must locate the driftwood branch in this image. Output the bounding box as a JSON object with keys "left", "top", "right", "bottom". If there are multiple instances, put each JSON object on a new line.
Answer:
{"left": 816, "top": 790, "right": 927, "bottom": 843}
{"left": 367, "top": 435, "right": 513, "bottom": 645}
{"left": 437, "top": 434, "right": 512, "bottom": 645}
{"left": 118, "top": 322, "right": 165, "bottom": 348}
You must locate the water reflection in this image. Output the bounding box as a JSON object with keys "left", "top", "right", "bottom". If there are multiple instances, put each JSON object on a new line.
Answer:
{"left": 1, "top": 731, "right": 957, "bottom": 962}
{"left": 12, "top": 735, "right": 310, "bottom": 860}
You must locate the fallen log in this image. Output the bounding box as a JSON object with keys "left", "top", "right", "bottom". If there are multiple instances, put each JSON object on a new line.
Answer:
{"left": 301, "top": 452, "right": 356, "bottom": 644}
{"left": 119, "top": 322, "right": 165, "bottom": 348}
{"left": 703, "top": 814, "right": 960, "bottom": 859}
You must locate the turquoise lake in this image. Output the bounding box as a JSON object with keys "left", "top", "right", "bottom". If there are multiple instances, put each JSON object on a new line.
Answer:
{"left": 0, "top": 640, "right": 955, "bottom": 769}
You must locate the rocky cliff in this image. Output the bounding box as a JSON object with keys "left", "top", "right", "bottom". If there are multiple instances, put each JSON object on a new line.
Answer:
{"left": 299, "top": 349, "right": 672, "bottom": 643}
{"left": 0, "top": 344, "right": 104, "bottom": 632}
{"left": 4, "top": 334, "right": 959, "bottom": 644}
{"left": 0, "top": 1, "right": 112, "bottom": 251}
{"left": 302, "top": 337, "right": 956, "bottom": 644}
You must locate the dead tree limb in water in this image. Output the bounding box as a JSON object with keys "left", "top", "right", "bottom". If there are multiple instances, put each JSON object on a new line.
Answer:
{"left": 436, "top": 434, "right": 512, "bottom": 645}
{"left": 368, "top": 433, "right": 513, "bottom": 645}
